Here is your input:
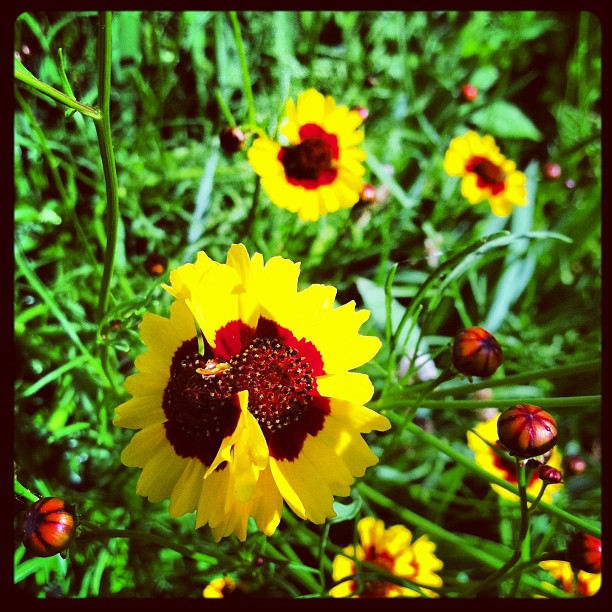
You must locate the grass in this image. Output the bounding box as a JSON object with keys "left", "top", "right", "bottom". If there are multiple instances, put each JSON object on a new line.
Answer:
{"left": 14, "top": 11, "right": 601, "bottom": 598}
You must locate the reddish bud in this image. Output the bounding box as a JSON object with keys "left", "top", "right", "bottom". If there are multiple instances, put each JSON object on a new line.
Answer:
{"left": 538, "top": 464, "right": 563, "bottom": 484}
{"left": 461, "top": 84, "right": 478, "bottom": 102}
{"left": 543, "top": 162, "right": 562, "bottom": 180}
{"left": 564, "top": 455, "right": 587, "bottom": 476}
{"left": 352, "top": 106, "right": 369, "bottom": 122}
{"left": 497, "top": 404, "right": 558, "bottom": 459}
{"left": 359, "top": 183, "right": 378, "bottom": 204}
{"left": 451, "top": 327, "right": 502, "bottom": 378}
{"left": 145, "top": 254, "right": 168, "bottom": 276}
{"left": 568, "top": 533, "right": 602, "bottom": 574}
{"left": 219, "top": 126, "right": 245, "bottom": 154}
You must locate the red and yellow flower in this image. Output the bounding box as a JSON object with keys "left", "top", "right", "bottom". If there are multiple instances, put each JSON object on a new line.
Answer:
{"left": 540, "top": 560, "right": 601, "bottom": 597}
{"left": 466, "top": 412, "right": 563, "bottom": 503}
{"left": 114, "top": 244, "right": 390, "bottom": 542}
{"left": 247, "top": 89, "right": 367, "bottom": 221}
{"left": 330, "top": 517, "right": 443, "bottom": 598}
{"left": 443, "top": 131, "right": 527, "bottom": 217}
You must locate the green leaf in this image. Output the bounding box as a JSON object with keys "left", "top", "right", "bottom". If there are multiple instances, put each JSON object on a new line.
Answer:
{"left": 470, "top": 100, "right": 543, "bottom": 141}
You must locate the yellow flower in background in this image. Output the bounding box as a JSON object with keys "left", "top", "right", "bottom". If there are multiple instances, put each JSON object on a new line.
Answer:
{"left": 330, "top": 517, "right": 443, "bottom": 598}
{"left": 467, "top": 412, "right": 563, "bottom": 503}
{"left": 443, "top": 130, "right": 527, "bottom": 217}
{"left": 114, "top": 244, "right": 390, "bottom": 542}
{"left": 540, "top": 560, "right": 601, "bottom": 597}
{"left": 247, "top": 88, "right": 367, "bottom": 221}
{"left": 203, "top": 576, "right": 237, "bottom": 598}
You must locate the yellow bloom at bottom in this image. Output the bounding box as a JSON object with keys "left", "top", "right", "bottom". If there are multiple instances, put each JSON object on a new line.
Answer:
{"left": 330, "top": 517, "right": 443, "bottom": 598}
{"left": 203, "top": 576, "right": 237, "bottom": 598}
{"left": 443, "top": 130, "right": 527, "bottom": 217}
{"left": 540, "top": 560, "right": 601, "bottom": 597}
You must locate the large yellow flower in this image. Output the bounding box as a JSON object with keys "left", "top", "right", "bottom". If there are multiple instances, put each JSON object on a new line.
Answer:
{"left": 114, "top": 244, "right": 390, "bottom": 542}
{"left": 443, "top": 131, "right": 527, "bottom": 217}
{"left": 467, "top": 412, "right": 563, "bottom": 503}
{"left": 540, "top": 560, "right": 601, "bottom": 597}
{"left": 247, "top": 88, "right": 366, "bottom": 221}
{"left": 330, "top": 517, "right": 443, "bottom": 598}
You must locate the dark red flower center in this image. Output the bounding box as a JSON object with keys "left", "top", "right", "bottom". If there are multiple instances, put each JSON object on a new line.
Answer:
{"left": 278, "top": 123, "right": 339, "bottom": 189}
{"left": 360, "top": 547, "right": 397, "bottom": 597}
{"left": 467, "top": 156, "right": 507, "bottom": 195}
{"left": 163, "top": 318, "right": 329, "bottom": 465}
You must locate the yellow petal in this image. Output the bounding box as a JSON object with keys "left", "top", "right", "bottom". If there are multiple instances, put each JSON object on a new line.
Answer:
{"left": 120, "top": 422, "right": 168, "bottom": 467}
{"left": 136, "top": 443, "right": 189, "bottom": 503}
{"left": 296, "top": 88, "right": 326, "bottom": 125}
{"left": 113, "top": 393, "right": 166, "bottom": 429}
{"left": 316, "top": 372, "right": 376, "bottom": 404}
{"left": 249, "top": 465, "right": 283, "bottom": 536}
{"left": 329, "top": 398, "right": 391, "bottom": 434}
{"left": 169, "top": 458, "right": 206, "bottom": 517}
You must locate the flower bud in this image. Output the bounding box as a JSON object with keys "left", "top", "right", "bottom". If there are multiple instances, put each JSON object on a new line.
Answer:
{"left": 497, "top": 404, "right": 558, "bottom": 459}
{"left": 568, "top": 533, "right": 602, "bottom": 574}
{"left": 461, "top": 83, "right": 478, "bottom": 102}
{"left": 359, "top": 183, "right": 378, "bottom": 204}
{"left": 144, "top": 254, "right": 168, "bottom": 276}
{"left": 538, "top": 464, "right": 563, "bottom": 484}
{"left": 219, "top": 126, "right": 245, "bottom": 154}
{"left": 451, "top": 327, "right": 502, "bottom": 378}
{"left": 352, "top": 106, "right": 369, "bottom": 122}
{"left": 543, "top": 162, "right": 562, "bottom": 180}
{"left": 564, "top": 455, "right": 587, "bottom": 476}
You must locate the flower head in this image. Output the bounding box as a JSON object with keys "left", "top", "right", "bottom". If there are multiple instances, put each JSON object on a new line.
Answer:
{"left": 443, "top": 131, "right": 527, "bottom": 217}
{"left": 497, "top": 404, "right": 558, "bottom": 459}
{"left": 467, "top": 412, "right": 563, "bottom": 503}
{"left": 114, "top": 244, "right": 390, "bottom": 542}
{"left": 330, "top": 517, "right": 443, "bottom": 598}
{"left": 540, "top": 560, "right": 601, "bottom": 597}
{"left": 247, "top": 89, "right": 367, "bottom": 221}
{"left": 203, "top": 576, "right": 238, "bottom": 598}
{"left": 451, "top": 326, "right": 502, "bottom": 379}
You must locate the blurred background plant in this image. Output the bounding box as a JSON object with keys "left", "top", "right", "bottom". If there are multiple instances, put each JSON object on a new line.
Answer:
{"left": 14, "top": 11, "right": 601, "bottom": 598}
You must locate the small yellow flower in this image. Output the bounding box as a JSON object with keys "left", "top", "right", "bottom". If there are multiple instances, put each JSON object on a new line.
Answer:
{"left": 467, "top": 412, "right": 563, "bottom": 503}
{"left": 540, "top": 560, "right": 601, "bottom": 597}
{"left": 248, "top": 88, "right": 366, "bottom": 221}
{"left": 330, "top": 517, "right": 443, "bottom": 598}
{"left": 203, "top": 576, "right": 237, "bottom": 598}
{"left": 443, "top": 130, "right": 527, "bottom": 217}
{"left": 114, "top": 244, "right": 390, "bottom": 542}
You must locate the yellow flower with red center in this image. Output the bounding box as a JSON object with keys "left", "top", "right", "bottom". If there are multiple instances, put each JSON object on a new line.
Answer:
{"left": 247, "top": 88, "right": 367, "bottom": 221}
{"left": 330, "top": 517, "right": 443, "bottom": 598}
{"left": 540, "top": 560, "right": 601, "bottom": 597}
{"left": 466, "top": 412, "right": 563, "bottom": 503}
{"left": 443, "top": 130, "right": 527, "bottom": 217}
{"left": 114, "top": 244, "right": 390, "bottom": 542}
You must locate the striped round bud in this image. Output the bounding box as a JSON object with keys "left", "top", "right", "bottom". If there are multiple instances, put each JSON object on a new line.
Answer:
{"left": 22, "top": 497, "right": 78, "bottom": 557}
{"left": 451, "top": 327, "right": 502, "bottom": 378}
{"left": 497, "top": 404, "right": 558, "bottom": 459}
{"left": 538, "top": 464, "right": 563, "bottom": 484}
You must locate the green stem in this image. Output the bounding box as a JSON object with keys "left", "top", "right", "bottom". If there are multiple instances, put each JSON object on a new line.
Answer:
{"left": 93, "top": 11, "right": 120, "bottom": 323}
{"left": 461, "top": 460, "right": 530, "bottom": 597}
{"left": 374, "top": 394, "right": 601, "bottom": 412}
{"left": 229, "top": 11, "right": 256, "bottom": 126}
{"left": 425, "top": 358, "right": 602, "bottom": 400}
{"left": 14, "top": 479, "right": 40, "bottom": 504}
{"left": 14, "top": 63, "right": 102, "bottom": 121}
{"left": 76, "top": 528, "right": 218, "bottom": 564}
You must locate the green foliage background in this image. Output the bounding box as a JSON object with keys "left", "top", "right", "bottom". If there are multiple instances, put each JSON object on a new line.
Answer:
{"left": 14, "top": 11, "right": 601, "bottom": 598}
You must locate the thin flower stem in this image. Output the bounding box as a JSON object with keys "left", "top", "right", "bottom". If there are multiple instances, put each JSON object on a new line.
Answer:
{"left": 14, "top": 63, "right": 102, "bottom": 121}
{"left": 460, "top": 460, "right": 530, "bottom": 597}
{"left": 528, "top": 483, "right": 549, "bottom": 516}
{"left": 75, "top": 528, "right": 218, "bottom": 565}
{"left": 228, "top": 11, "right": 256, "bottom": 126}
{"left": 93, "top": 11, "right": 120, "bottom": 323}
{"left": 425, "top": 358, "right": 601, "bottom": 399}
{"left": 375, "top": 394, "right": 601, "bottom": 411}
{"left": 14, "top": 479, "right": 40, "bottom": 504}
